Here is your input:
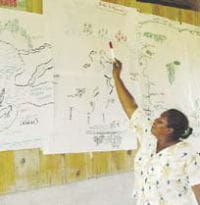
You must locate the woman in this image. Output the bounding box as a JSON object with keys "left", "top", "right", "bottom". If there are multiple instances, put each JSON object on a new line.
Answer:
{"left": 112, "top": 59, "right": 200, "bottom": 205}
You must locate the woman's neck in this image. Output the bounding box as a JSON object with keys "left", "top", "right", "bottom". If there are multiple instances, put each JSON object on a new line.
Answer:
{"left": 156, "top": 138, "right": 180, "bottom": 153}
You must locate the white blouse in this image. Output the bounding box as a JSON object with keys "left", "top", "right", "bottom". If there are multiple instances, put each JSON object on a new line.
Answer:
{"left": 129, "top": 108, "right": 200, "bottom": 205}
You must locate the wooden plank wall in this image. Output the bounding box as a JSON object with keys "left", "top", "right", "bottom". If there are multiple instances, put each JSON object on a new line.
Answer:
{"left": 104, "top": 0, "right": 200, "bottom": 25}
{"left": 0, "top": 0, "right": 42, "bottom": 13}
{"left": 0, "top": 0, "right": 199, "bottom": 195}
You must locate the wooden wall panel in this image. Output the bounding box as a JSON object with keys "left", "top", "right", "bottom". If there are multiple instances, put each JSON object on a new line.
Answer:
{"left": 26, "top": 0, "right": 42, "bottom": 13}
{"left": 0, "top": 0, "right": 42, "bottom": 13}
{"left": 103, "top": 0, "right": 200, "bottom": 25}
{"left": 0, "top": 149, "right": 135, "bottom": 195}
{"left": 0, "top": 0, "right": 199, "bottom": 196}
{"left": 0, "top": 152, "right": 15, "bottom": 193}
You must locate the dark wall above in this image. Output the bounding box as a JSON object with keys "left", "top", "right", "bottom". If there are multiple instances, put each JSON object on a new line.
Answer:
{"left": 136, "top": 0, "right": 200, "bottom": 11}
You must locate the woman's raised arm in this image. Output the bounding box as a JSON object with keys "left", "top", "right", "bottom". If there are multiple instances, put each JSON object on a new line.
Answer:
{"left": 112, "top": 59, "right": 138, "bottom": 119}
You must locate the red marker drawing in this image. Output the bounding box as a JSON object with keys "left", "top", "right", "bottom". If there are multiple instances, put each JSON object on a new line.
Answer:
{"left": 109, "top": 41, "right": 115, "bottom": 61}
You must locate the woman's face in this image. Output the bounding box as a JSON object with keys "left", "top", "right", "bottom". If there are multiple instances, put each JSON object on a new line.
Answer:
{"left": 151, "top": 112, "right": 173, "bottom": 140}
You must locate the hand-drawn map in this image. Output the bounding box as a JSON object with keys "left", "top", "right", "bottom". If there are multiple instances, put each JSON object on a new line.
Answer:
{"left": 136, "top": 14, "right": 200, "bottom": 151}
{"left": 0, "top": 8, "right": 54, "bottom": 151}
{"left": 44, "top": 0, "right": 139, "bottom": 153}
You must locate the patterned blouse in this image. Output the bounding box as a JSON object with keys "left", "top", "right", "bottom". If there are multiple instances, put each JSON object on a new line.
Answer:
{"left": 129, "top": 108, "right": 200, "bottom": 205}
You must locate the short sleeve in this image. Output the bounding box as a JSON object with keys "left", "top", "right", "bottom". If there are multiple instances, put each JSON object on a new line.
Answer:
{"left": 129, "top": 108, "right": 151, "bottom": 144}
{"left": 187, "top": 152, "right": 200, "bottom": 186}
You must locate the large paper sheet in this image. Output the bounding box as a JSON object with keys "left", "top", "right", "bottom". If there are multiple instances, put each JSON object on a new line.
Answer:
{"left": 0, "top": 8, "right": 54, "bottom": 151}
{"left": 137, "top": 14, "right": 200, "bottom": 151}
{"left": 44, "top": 0, "right": 139, "bottom": 153}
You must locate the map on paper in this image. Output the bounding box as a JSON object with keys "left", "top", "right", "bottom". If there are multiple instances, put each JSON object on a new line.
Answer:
{"left": 44, "top": 0, "right": 139, "bottom": 153}
{"left": 137, "top": 14, "right": 200, "bottom": 150}
{"left": 0, "top": 8, "right": 54, "bottom": 151}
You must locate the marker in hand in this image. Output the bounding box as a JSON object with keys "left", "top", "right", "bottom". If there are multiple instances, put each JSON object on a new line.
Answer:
{"left": 109, "top": 41, "right": 116, "bottom": 62}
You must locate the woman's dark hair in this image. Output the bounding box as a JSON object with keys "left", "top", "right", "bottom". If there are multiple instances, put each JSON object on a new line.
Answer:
{"left": 164, "top": 109, "right": 193, "bottom": 140}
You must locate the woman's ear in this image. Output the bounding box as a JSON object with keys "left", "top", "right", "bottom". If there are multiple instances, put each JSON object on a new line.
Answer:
{"left": 167, "top": 127, "right": 174, "bottom": 136}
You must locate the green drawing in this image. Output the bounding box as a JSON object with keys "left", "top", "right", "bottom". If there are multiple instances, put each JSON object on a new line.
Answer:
{"left": 144, "top": 32, "right": 167, "bottom": 43}
{"left": 139, "top": 18, "right": 200, "bottom": 37}
{"left": 0, "top": 19, "right": 33, "bottom": 48}
{"left": 146, "top": 49, "right": 154, "bottom": 57}
{"left": 16, "top": 0, "right": 27, "bottom": 10}
{"left": 166, "top": 61, "right": 181, "bottom": 85}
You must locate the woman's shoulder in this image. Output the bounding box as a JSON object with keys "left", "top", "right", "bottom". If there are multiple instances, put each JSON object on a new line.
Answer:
{"left": 176, "top": 140, "right": 199, "bottom": 159}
